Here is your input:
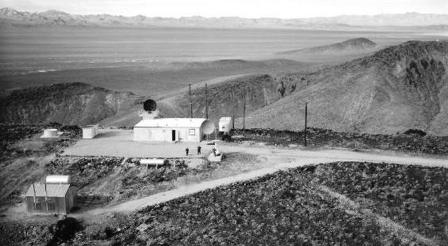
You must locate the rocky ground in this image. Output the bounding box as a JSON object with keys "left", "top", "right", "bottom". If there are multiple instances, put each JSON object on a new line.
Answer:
{"left": 4, "top": 162, "right": 445, "bottom": 245}
{"left": 232, "top": 127, "right": 448, "bottom": 155}
{"left": 1, "top": 124, "right": 447, "bottom": 245}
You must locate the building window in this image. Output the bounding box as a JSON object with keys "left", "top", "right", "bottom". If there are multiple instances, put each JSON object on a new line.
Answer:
{"left": 189, "top": 129, "right": 196, "bottom": 136}
{"left": 47, "top": 201, "right": 55, "bottom": 211}
{"left": 35, "top": 201, "right": 42, "bottom": 210}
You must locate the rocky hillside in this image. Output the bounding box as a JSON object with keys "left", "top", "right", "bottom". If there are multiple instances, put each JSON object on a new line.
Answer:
{"left": 245, "top": 41, "right": 448, "bottom": 136}
{"left": 279, "top": 38, "right": 377, "bottom": 55}
{"left": 0, "top": 82, "right": 142, "bottom": 125}
{"left": 158, "top": 74, "right": 281, "bottom": 122}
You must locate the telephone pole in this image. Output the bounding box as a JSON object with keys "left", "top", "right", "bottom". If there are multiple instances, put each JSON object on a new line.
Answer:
{"left": 205, "top": 83, "right": 209, "bottom": 119}
{"left": 304, "top": 102, "right": 308, "bottom": 147}
{"left": 242, "top": 88, "right": 246, "bottom": 130}
{"left": 188, "top": 84, "right": 193, "bottom": 118}
{"left": 303, "top": 77, "right": 309, "bottom": 147}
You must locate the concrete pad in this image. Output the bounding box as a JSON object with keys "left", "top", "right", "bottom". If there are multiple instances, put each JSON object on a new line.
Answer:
{"left": 63, "top": 129, "right": 213, "bottom": 158}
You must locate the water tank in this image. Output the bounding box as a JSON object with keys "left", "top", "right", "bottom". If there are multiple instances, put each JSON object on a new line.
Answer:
{"left": 41, "top": 129, "right": 59, "bottom": 138}
{"left": 46, "top": 175, "right": 71, "bottom": 184}
{"left": 219, "top": 117, "right": 233, "bottom": 133}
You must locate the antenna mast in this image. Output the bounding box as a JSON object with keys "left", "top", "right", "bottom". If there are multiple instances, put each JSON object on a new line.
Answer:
{"left": 242, "top": 88, "right": 246, "bottom": 130}
{"left": 189, "top": 84, "right": 193, "bottom": 118}
{"left": 205, "top": 83, "right": 209, "bottom": 119}
{"left": 304, "top": 102, "right": 308, "bottom": 147}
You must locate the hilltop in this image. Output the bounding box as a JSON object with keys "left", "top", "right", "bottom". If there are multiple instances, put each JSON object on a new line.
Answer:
{"left": 245, "top": 40, "right": 448, "bottom": 135}
{"left": 279, "top": 38, "right": 377, "bottom": 55}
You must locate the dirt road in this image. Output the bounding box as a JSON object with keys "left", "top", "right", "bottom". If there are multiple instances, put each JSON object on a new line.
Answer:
{"left": 83, "top": 145, "right": 447, "bottom": 216}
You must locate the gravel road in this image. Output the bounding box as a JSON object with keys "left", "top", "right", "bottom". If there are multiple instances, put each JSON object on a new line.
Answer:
{"left": 83, "top": 145, "right": 447, "bottom": 216}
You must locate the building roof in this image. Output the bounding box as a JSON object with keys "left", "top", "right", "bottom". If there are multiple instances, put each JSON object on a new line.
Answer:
{"left": 25, "top": 183, "right": 71, "bottom": 198}
{"left": 82, "top": 124, "right": 98, "bottom": 129}
{"left": 134, "top": 118, "right": 208, "bottom": 128}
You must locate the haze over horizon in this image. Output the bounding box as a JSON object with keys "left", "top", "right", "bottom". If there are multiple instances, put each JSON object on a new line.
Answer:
{"left": 0, "top": 0, "right": 447, "bottom": 18}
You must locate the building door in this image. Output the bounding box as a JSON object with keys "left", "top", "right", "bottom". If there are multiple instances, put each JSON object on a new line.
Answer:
{"left": 172, "top": 130, "right": 176, "bottom": 141}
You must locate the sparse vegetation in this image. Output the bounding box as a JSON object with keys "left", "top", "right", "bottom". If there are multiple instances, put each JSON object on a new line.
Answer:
{"left": 232, "top": 128, "right": 448, "bottom": 155}
{"left": 314, "top": 162, "right": 448, "bottom": 243}
{"left": 80, "top": 162, "right": 447, "bottom": 245}
{"left": 0, "top": 217, "right": 83, "bottom": 246}
{"left": 45, "top": 157, "right": 123, "bottom": 189}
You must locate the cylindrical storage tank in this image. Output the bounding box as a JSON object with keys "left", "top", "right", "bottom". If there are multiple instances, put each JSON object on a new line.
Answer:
{"left": 219, "top": 117, "right": 232, "bottom": 133}
{"left": 41, "top": 129, "right": 58, "bottom": 138}
{"left": 46, "top": 175, "right": 71, "bottom": 184}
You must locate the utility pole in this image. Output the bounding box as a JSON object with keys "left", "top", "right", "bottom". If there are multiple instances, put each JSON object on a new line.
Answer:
{"left": 188, "top": 84, "right": 193, "bottom": 118}
{"left": 205, "top": 83, "right": 209, "bottom": 119}
{"left": 304, "top": 102, "right": 308, "bottom": 147}
{"left": 242, "top": 88, "right": 246, "bottom": 130}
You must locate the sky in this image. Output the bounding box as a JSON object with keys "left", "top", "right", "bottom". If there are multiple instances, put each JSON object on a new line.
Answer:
{"left": 0, "top": 0, "right": 447, "bottom": 18}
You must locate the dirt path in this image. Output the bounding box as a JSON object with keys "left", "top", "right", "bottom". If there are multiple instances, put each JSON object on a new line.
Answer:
{"left": 82, "top": 147, "right": 447, "bottom": 216}
{"left": 319, "top": 185, "right": 439, "bottom": 246}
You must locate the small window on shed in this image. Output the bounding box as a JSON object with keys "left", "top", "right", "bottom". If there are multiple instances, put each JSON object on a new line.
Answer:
{"left": 35, "top": 201, "right": 43, "bottom": 210}
{"left": 189, "top": 129, "right": 196, "bottom": 136}
{"left": 48, "top": 202, "right": 55, "bottom": 211}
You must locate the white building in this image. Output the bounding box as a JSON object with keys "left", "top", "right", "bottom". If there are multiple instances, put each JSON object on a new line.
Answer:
{"left": 133, "top": 118, "right": 214, "bottom": 143}
{"left": 218, "top": 117, "right": 233, "bottom": 134}
{"left": 82, "top": 125, "right": 98, "bottom": 139}
{"left": 40, "top": 129, "right": 59, "bottom": 138}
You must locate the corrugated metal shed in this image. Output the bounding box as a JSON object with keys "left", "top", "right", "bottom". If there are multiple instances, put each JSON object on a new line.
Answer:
{"left": 25, "top": 183, "right": 70, "bottom": 197}
{"left": 134, "top": 118, "right": 207, "bottom": 128}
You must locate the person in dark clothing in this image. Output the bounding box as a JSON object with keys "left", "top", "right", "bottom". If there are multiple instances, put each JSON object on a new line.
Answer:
{"left": 197, "top": 146, "right": 202, "bottom": 155}
{"left": 185, "top": 147, "right": 189, "bottom": 156}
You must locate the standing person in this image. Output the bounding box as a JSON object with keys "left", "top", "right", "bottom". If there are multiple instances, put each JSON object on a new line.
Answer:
{"left": 197, "top": 146, "right": 201, "bottom": 155}
{"left": 185, "top": 147, "right": 189, "bottom": 156}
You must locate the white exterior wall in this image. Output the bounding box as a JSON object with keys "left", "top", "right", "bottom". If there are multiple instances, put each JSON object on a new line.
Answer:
{"left": 219, "top": 117, "right": 232, "bottom": 133}
{"left": 41, "top": 129, "right": 59, "bottom": 138}
{"left": 82, "top": 127, "right": 97, "bottom": 139}
{"left": 133, "top": 126, "right": 202, "bottom": 142}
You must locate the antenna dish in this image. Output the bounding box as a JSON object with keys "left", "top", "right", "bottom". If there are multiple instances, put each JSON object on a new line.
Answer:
{"left": 143, "top": 99, "right": 157, "bottom": 112}
{"left": 202, "top": 120, "right": 215, "bottom": 134}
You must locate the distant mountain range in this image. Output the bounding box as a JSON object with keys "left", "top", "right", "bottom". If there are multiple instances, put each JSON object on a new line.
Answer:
{"left": 1, "top": 7, "right": 448, "bottom": 29}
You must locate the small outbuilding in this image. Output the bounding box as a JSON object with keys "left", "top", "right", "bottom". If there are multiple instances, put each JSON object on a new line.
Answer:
{"left": 218, "top": 117, "right": 233, "bottom": 134}
{"left": 82, "top": 125, "right": 99, "bottom": 139}
{"left": 133, "top": 118, "right": 215, "bottom": 143}
{"left": 25, "top": 177, "right": 77, "bottom": 215}
{"left": 40, "top": 129, "right": 59, "bottom": 139}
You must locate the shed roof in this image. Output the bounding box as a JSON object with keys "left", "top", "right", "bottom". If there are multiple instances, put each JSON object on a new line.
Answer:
{"left": 134, "top": 118, "right": 207, "bottom": 128}
{"left": 82, "top": 124, "right": 99, "bottom": 129}
{"left": 25, "top": 183, "right": 71, "bottom": 198}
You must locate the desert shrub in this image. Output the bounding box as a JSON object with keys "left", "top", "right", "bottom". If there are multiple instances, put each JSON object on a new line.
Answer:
{"left": 47, "top": 217, "right": 83, "bottom": 245}
{"left": 60, "top": 125, "right": 82, "bottom": 138}
{"left": 403, "top": 129, "right": 427, "bottom": 137}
